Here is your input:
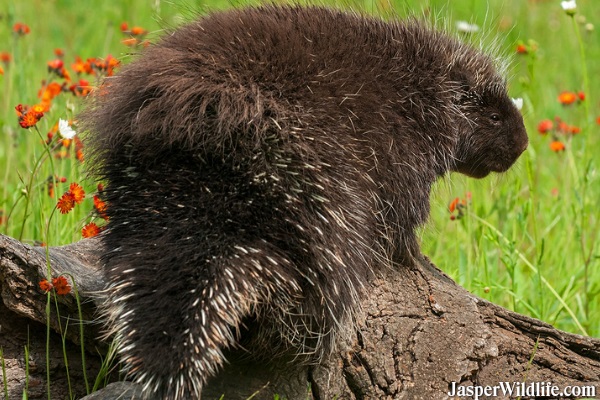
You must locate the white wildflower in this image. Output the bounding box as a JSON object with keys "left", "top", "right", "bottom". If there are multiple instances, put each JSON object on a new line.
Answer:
{"left": 561, "top": 0, "right": 577, "bottom": 15}
{"left": 512, "top": 98, "right": 523, "bottom": 111}
{"left": 58, "top": 118, "right": 76, "bottom": 139}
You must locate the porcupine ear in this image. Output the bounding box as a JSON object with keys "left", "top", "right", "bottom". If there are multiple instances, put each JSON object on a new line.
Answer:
{"left": 449, "top": 68, "right": 474, "bottom": 105}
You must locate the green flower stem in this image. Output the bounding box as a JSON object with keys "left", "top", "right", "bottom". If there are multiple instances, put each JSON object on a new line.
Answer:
{"left": 570, "top": 15, "right": 591, "bottom": 125}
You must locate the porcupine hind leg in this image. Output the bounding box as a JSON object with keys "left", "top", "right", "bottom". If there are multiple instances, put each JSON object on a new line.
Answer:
{"left": 100, "top": 154, "right": 302, "bottom": 399}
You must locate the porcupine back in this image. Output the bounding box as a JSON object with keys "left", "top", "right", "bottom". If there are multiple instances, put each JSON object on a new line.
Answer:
{"left": 82, "top": 5, "right": 527, "bottom": 399}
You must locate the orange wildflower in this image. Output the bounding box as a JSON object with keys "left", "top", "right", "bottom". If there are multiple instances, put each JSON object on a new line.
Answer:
{"left": 130, "top": 26, "right": 148, "bottom": 36}
{"left": 82, "top": 222, "right": 101, "bottom": 238}
{"left": 558, "top": 91, "right": 577, "bottom": 105}
{"left": 0, "top": 52, "right": 11, "bottom": 63}
{"left": 448, "top": 194, "right": 470, "bottom": 220}
{"left": 15, "top": 104, "right": 44, "bottom": 129}
{"left": 57, "top": 192, "right": 75, "bottom": 214}
{"left": 69, "top": 183, "right": 85, "bottom": 204}
{"left": 13, "top": 23, "right": 30, "bottom": 35}
{"left": 39, "top": 279, "right": 53, "bottom": 293}
{"left": 52, "top": 276, "right": 71, "bottom": 295}
{"left": 54, "top": 48, "right": 64, "bottom": 58}
{"left": 93, "top": 195, "right": 108, "bottom": 220}
{"left": 448, "top": 197, "right": 460, "bottom": 213}
{"left": 69, "top": 79, "right": 92, "bottom": 97}
{"left": 47, "top": 58, "right": 64, "bottom": 71}
{"left": 0, "top": 65, "right": 3, "bottom": 76}
{"left": 93, "top": 55, "right": 120, "bottom": 76}
{"left": 46, "top": 82, "right": 63, "bottom": 97}
{"left": 516, "top": 44, "right": 528, "bottom": 54}
{"left": 537, "top": 119, "right": 553, "bottom": 134}
{"left": 549, "top": 141, "right": 565, "bottom": 152}
{"left": 71, "top": 57, "right": 95, "bottom": 75}
{"left": 121, "top": 38, "right": 139, "bottom": 47}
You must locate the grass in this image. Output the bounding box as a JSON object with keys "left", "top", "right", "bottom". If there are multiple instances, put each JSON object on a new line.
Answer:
{"left": 0, "top": 0, "right": 598, "bottom": 397}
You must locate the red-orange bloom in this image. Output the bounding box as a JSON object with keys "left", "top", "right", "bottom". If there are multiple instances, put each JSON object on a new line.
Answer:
{"left": 549, "top": 141, "right": 565, "bottom": 152}
{"left": 93, "top": 55, "right": 120, "bottom": 77}
{"left": 54, "top": 48, "right": 64, "bottom": 58}
{"left": 39, "top": 279, "right": 53, "bottom": 293}
{"left": 0, "top": 52, "right": 11, "bottom": 63}
{"left": 15, "top": 104, "right": 44, "bottom": 129}
{"left": 537, "top": 119, "right": 553, "bottom": 134}
{"left": 121, "top": 38, "right": 139, "bottom": 47}
{"left": 558, "top": 91, "right": 577, "bottom": 105}
{"left": 13, "top": 23, "right": 30, "bottom": 35}
{"left": 47, "top": 58, "right": 64, "bottom": 71}
{"left": 69, "top": 79, "right": 92, "bottom": 97}
{"left": 69, "top": 183, "right": 85, "bottom": 204}
{"left": 52, "top": 276, "right": 71, "bottom": 295}
{"left": 82, "top": 222, "right": 101, "bottom": 238}
{"left": 93, "top": 195, "right": 108, "bottom": 220}
{"left": 577, "top": 91, "right": 585, "bottom": 101}
{"left": 57, "top": 192, "right": 75, "bottom": 214}
{"left": 39, "top": 82, "right": 64, "bottom": 101}
{"left": 71, "top": 56, "right": 95, "bottom": 75}
{"left": 448, "top": 197, "right": 460, "bottom": 213}
{"left": 130, "top": 26, "right": 148, "bottom": 36}
{"left": 516, "top": 44, "right": 528, "bottom": 54}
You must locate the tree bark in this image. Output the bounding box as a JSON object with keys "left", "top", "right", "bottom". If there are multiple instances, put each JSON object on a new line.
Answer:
{"left": 1, "top": 233, "right": 598, "bottom": 400}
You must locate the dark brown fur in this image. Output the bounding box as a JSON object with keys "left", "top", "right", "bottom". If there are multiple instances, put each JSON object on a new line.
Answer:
{"left": 82, "top": 6, "right": 527, "bottom": 399}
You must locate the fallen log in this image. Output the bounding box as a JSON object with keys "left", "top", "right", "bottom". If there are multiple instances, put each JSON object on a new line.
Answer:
{"left": 0, "top": 234, "right": 598, "bottom": 399}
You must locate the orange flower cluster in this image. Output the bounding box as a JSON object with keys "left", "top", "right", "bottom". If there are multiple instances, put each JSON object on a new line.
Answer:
{"left": 13, "top": 22, "right": 30, "bottom": 36}
{"left": 57, "top": 183, "right": 85, "bottom": 214}
{"left": 536, "top": 116, "right": 581, "bottom": 153}
{"left": 47, "top": 58, "right": 70, "bottom": 79}
{"left": 120, "top": 22, "right": 150, "bottom": 47}
{"left": 537, "top": 117, "right": 580, "bottom": 136}
{"left": 38, "top": 81, "right": 64, "bottom": 112}
{"left": 39, "top": 275, "right": 71, "bottom": 295}
{"left": 15, "top": 104, "right": 44, "bottom": 129}
{"left": 558, "top": 91, "right": 585, "bottom": 106}
{"left": 449, "top": 193, "right": 472, "bottom": 220}
{"left": 93, "top": 194, "right": 108, "bottom": 220}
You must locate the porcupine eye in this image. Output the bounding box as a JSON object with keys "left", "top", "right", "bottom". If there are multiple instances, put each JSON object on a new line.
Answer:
{"left": 489, "top": 113, "right": 502, "bottom": 126}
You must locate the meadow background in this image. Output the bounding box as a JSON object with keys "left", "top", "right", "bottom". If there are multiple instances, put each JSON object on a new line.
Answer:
{"left": 0, "top": 0, "right": 598, "bottom": 345}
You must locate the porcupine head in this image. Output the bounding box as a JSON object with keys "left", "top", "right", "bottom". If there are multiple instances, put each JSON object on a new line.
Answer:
{"left": 81, "top": 6, "right": 527, "bottom": 399}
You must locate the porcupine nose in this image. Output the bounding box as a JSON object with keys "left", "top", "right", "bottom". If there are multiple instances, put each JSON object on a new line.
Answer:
{"left": 515, "top": 118, "right": 529, "bottom": 156}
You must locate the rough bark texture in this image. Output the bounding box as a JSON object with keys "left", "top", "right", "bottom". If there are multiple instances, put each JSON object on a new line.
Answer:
{"left": 1, "top": 233, "right": 598, "bottom": 400}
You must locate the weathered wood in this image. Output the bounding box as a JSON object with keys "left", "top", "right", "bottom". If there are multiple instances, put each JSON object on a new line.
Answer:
{"left": 1, "top": 233, "right": 599, "bottom": 400}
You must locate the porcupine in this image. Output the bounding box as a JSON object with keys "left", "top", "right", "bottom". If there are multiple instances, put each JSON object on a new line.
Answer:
{"left": 82, "top": 5, "right": 528, "bottom": 399}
